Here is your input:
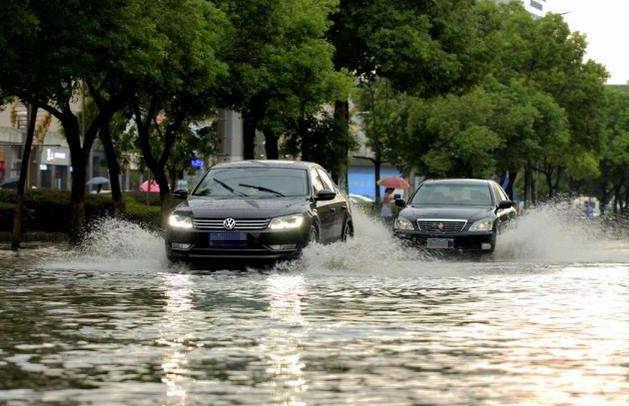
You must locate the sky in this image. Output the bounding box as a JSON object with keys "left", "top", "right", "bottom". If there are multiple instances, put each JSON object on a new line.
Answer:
{"left": 548, "top": 0, "right": 629, "bottom": 84}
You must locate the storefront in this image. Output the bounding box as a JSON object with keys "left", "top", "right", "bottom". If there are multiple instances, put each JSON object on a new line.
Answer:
{"left": 38, "top": 145, "right": 71, "bottom": 190}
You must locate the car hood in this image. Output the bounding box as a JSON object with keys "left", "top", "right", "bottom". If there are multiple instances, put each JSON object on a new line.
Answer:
{"left": 175, "top": 196, "right": 311, "bottom": 219}
{"left": 401, "top": 205, "right": 494, "bottom": 221}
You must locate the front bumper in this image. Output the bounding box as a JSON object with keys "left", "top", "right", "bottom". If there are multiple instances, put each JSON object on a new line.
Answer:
{"left": 394, "top": 230, "right": 495, "bottom": 251}
{"left": 165, "top": 226, "right": 309, "bottom": 261}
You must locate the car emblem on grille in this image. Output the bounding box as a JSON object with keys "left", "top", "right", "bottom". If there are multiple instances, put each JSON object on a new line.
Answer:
{"left": 437, "top": 222, "right": 444, "bottom": 231}
{"left": 223, "top": 218, "right": 236, "bottom": 230}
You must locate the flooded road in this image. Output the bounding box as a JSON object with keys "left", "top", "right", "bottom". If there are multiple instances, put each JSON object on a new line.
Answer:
{"left": 1, "top": 211, "right": 628, "bottom": 405}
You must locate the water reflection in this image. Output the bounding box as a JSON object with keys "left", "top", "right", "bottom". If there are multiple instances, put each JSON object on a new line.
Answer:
{"left": 159, "top": 273, "right": 194, "bottom": 405}
{"left": 261, "top": 274, "right": 307, "bottom": 406}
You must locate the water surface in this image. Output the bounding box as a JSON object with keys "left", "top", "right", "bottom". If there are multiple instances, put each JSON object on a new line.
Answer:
{"left": 1, "top": 210, "right": 628, "bottom": 405}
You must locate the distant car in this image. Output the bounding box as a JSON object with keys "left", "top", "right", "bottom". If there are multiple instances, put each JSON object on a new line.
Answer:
{"left": 165, "top": 160, "right": 353, "bottom": 263}
{"left": 393, "top": 179, "right": 516, "bottom": 252}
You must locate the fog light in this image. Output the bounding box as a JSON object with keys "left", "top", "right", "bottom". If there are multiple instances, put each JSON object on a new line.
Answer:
{"left": 171, "top": 243, "right": 192, "bottom": 250}
{"left": 481, "top": 243, "right": 492, "bottom": 250}
{"left": 269, "top": 244, "right": 297, "bottom": 251}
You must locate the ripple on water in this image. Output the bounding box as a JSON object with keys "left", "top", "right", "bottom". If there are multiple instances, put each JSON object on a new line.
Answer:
{"left": 0, "top": 208, "right": 628, "bottom": 404}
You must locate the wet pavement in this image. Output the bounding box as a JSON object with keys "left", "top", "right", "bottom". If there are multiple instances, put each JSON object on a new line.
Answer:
{"left": 0, "top": 211, "right": 628, "bottom": 405}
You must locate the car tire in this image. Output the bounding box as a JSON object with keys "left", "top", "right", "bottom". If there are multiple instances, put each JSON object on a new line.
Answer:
{"left": 308, "top": 225, "right": 319, "bottom": 245}
{"left": 341, "top": 218, "right": 353, "bottom": 241}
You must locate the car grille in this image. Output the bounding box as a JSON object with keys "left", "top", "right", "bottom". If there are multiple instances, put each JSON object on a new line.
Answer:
{"left": 417, "top": 219, "right": 467, "bottom": 233}
{"left": 193, "top": 218, "right": 270, "bottom": 231}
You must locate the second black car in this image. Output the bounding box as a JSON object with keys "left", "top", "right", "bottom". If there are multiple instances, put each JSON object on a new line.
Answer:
{"left": 394, "top": 179, "right": 516, "bottom": 252}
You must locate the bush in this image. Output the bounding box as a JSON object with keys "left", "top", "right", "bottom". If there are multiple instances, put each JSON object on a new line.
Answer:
{"left": 123, "top": 198, "right": 162, "bottom": 230}
{"left": 0, "top": 189, "right": 161, "bottom": 233}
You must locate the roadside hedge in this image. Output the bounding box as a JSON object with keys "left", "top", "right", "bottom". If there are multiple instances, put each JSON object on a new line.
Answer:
{"left": 0, "top": 189, "right": 161, "bottom": 233}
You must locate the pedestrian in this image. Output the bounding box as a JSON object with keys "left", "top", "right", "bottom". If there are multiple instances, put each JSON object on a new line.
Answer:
{"left": 585, "top": 200, "right": 594, "bottom": 222}
{"left": 381, "top": 187, "right": 395, "bottom": 225}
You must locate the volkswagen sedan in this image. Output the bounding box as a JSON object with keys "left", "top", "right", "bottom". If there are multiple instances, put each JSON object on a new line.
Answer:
{"left": 165, "top": 160, "right": 353, "bottom": 263}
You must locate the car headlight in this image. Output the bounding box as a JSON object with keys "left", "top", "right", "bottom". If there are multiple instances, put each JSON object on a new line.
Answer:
{"left": 168, "top": 214, "right": 193, "bottom": 229}
{"left": 394, "top": 217, "right": 414, "bottom": 231}
{"left": 468, "top": 218, "right": 494, "bottom": 232}
{"left": 269, "top": 214, "right": 305, "bottom": 231}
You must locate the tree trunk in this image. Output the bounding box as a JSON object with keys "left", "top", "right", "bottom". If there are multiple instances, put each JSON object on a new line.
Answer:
{"left": 154, "top": 170, "right": 171, "bottom": 226}
{"left": 545, "top": 170, "right": 554, "bottom": 199}
{"left": 11, "top": 103, "right": 38, "bottom": 250}
{"left": 374, "top": 152, "right": 382, "bottom": 204}
{"left": 99, "top": 119, "right": 124, "bottom": 215}
{"left": 69, "top": 150, "right": 87, "bottom": 244}
{"left": 334, "top": 100, "right": 350, "bottom": 191}
{"left": 263, "top": 127, "right": 279, "bottom": 159}
{"left": 524, "top": 164, "right": 533, "bottom": 208}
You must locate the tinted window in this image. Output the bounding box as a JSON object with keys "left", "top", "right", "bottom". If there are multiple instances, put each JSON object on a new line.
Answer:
{"left": 193, "top": 167, "right": 308, "bottom": 197}
{"left": 411, "top": 183, "right": 493, "bottom": 206}
{"left": 316, "top": 168, "right": 336, "bottom": 191}
{"left": 495, "top": 184, "right": 509, "bottom": 202}
{"left": 310, "top": 169, "right": 325, "bottom": 193}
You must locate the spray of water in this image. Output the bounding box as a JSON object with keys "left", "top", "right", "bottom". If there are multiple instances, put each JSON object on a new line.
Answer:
{"left": 44, "top": 218, "right": 170, "bottom": 272}
{"left": 35, "top": 203, "right": 629, "bottom": 273}
{"left": 495, "top": 204, "right": 629, "bottom": 263}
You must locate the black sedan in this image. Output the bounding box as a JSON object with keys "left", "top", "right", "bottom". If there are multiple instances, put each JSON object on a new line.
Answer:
{"left": 165, "top": 160, "right": 353, "bottom": 262}
{"left": 393, "top": 179, "right": 516, "bottom": 252}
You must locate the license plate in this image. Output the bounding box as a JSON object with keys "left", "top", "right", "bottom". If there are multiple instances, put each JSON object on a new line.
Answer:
{"left": 209, "top": 232, "right": 247, "bottom": 248}
{"left": 426, "top": 238, "right": 453, "bottom": 249}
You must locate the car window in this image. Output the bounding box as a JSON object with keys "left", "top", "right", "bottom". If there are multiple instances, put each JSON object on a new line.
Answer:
{"left": 316, "top": 168, "right": 336, "bottom": 191}
{"left": 193, "top": 167, "right": 309, "bottom": 197}
{"left": 411, "top": 183, "right": 493, "bottom": 206}
{"left": 496, "top": 184, "right": 510, "bottom": 202}
{"left": 310, "top": 169, "right": 325, "bottom": 193}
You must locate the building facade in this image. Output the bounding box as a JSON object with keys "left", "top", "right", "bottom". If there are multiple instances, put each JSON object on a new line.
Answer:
{"left": 496, "top": 0, "right": 548, "bottom": 17}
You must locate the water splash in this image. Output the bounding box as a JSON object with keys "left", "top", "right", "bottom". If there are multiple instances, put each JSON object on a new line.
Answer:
{"left": 495, "top": 204, "right": 629, "bottom": 264}
{"left": 43, "top": 218, "right": 171, "bottom": 272}
{"left": 298, "top": 209, "right": 435, "bottom": 274}
{"left": 31, "top": 203, "right": 629, "bottom": 274}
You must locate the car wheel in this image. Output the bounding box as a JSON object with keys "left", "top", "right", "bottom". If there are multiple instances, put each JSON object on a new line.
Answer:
{"left": 341, "top": 218, "right": 353, "bottom": 241}
{"left": 308, "top": 225, "right": 319, "bottom": 245}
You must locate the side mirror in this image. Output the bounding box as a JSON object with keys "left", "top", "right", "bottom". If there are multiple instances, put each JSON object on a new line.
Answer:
{"left": 498, "top": 200, "right": 514, "bottom": 209}
{"left": 173, "top": 189, "right": 188, "bottom": 199}
{"left": 316, "top": 189, "right": 336, "bottom": 201}
{"left": 395, "top": 198, "right": 406, "bottom": 208}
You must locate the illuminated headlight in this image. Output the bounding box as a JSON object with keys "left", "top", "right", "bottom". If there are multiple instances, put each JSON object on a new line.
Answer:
{"left": 394, "top": 217, "right": 414, "bottom": 231}
{"left": 469, "top": 218, "right": 494, "bottom": 232}
{"left": 168, "top": 214, "right": 193, "bottom": 229}
{"left": 269, "top": 214, "right": 305, "bottom": 231}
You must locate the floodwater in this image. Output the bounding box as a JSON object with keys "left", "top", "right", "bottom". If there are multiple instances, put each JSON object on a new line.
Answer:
{"left": 1, "top": 208, "right": 628, "bottom": 405}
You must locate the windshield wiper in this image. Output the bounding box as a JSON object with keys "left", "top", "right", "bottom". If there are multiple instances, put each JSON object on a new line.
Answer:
{"left": 212, "top": 178, "right": 248, "bottom": 197}
{"left": 238, "top": 183, "right": 285, "bottom": 197}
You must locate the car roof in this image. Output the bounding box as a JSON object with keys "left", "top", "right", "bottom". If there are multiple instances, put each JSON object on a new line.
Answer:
{"left": 422, "top": 178, "right": 497, "bottom": 186}
{"left": 210, "top": 160, "right": 317, "bottom": 170}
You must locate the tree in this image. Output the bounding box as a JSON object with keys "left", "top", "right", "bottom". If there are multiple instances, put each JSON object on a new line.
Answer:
{"left": 219, "top": 0, "right": 344, "bottom": 160}
{"left": 118, "top": 0, "right": 228, "bottom": 221}
{"left": 0, "top": 0, "right": 126, "bottom": 243}
{"left": 355, "top": 77, "right": 405, "bottom": 202}
{"left": 598, "top": 88, "right": 629, "bottom": 213}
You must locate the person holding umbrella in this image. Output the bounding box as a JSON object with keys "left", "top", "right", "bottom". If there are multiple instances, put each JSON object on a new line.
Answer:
{"left": 381, "top": 187, "right": 395, "bottom": 225}
{"left": 377, "top": 176, "right": 410, "bottom": 226}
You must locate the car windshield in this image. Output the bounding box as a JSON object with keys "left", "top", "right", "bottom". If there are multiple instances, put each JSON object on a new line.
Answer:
{"left": 192, "top": 167, "right": 309, "bottom": 198}
{"left": 411, "top": 183, "right": 492, "bottom": 206}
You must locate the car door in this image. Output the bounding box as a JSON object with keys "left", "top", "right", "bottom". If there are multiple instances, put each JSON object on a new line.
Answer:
{"left": 316, "top": 167, "right": 347, "bottom": 240}
{"left": 310, "top": 168, "right": 334, "bottom": 242}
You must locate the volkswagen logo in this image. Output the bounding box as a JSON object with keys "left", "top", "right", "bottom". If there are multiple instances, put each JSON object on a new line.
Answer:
{"left": 223, "top": 218, "right": 236, "bottom": 230}
{"left": 437, "top": 222, "right": 444, "bottom": 231}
